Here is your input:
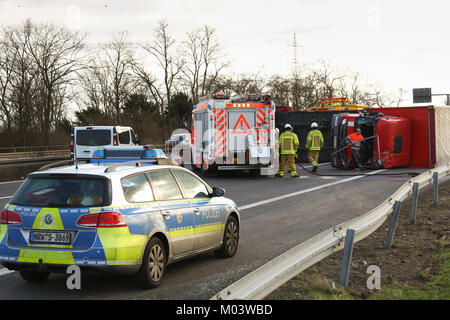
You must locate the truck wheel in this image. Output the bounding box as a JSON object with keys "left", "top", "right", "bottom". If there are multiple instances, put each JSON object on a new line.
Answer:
{"left": 19, "top": 270, "right": 50, "bottom": 283}
{"left": 215, "top": 215, "right": 239, "bottom": 258}
{"left": 135, "top": 237, "right": 166, "bottom": 289}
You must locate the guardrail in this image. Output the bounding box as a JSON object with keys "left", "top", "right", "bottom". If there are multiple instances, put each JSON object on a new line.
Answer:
{"left": 211, "top": 163, "right": 450, "bottom": 300}
{"left": 0, "top": 145, "right": 68, "bottom": 154}
{"left": 0, "top": 149, "right": 69, "bottom": 159}
{"left": 0, "top": 144, "right": 166, "bottom": 167}
{"left": 0, "top": 151, "right": 70, "bottom": 169}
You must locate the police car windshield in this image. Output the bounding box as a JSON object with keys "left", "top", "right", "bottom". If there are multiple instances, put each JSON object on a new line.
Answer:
{"left": 11, "top": 176, "right": 111, "bottom": 208}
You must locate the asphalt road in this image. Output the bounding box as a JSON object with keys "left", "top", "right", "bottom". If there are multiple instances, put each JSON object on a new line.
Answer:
{"left": 0, "top": 163, "right": 425, "bottom": 300}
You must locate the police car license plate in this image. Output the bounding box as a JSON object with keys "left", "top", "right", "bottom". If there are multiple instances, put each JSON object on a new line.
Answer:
{"left": 30, "top": 231, "right": 71, "bottom": 245}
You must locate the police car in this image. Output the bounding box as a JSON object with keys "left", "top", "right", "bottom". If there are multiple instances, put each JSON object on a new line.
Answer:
{"left": 0, "top": 147, "right": 240, "bottom": 289}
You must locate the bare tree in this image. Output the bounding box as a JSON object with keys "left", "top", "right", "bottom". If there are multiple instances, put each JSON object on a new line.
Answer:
{"left": 26, "top": 21, "right": 85, "bottom": 146}
{"left": 206, "top": 74, "right": 235, "bottom": 96}
{"left": 0, "top": 20, "right": 40, "bottom": 146}
{"left": 79, "top": 58, "right": 109, "bottom": 112}
{"left": 130, "top": 59, "right": 167, "bottom": 138}
{"left": 232, "top": 72, "right": 267, "bottom": 95}
{"left": 79, "top": 32, "right": 137, "bottom": 125}
{"left": 267, "top": 75, "right": 291, "bottom": 106}
{"left": 180, "top": 25, "right": 229, "bottom": 103}
{"left": 310, "top": 60, "right": 345, "bottom": 102}
{"left": 102, "top": 31, "right": 135, "bottom": 124}
{"left": 181, "top": 29, "right": 203, "bottom": 103}
{"left": 142, "top": 20, "right": 182, "bottom": 131}
{"left": 0, "top": 29, "right": 15, "bottom": 135}
{"left": 199, "top": 26, "right": 229, "bottom": 98}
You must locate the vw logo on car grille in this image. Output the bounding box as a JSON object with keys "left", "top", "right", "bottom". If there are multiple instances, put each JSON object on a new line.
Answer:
{"left": 43, "top": 213, "right": 54, "bottom": 225}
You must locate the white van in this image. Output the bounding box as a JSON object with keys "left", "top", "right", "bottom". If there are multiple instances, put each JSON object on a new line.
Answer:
{"left": 71, "top": 126, "right": 140, "bottom": 160}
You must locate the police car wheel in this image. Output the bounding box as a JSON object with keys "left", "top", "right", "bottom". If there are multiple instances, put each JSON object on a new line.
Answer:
{"left": 135, "top": 237, "right": 166, "bottom": 289}
{"left": 19, "top": 270, "right": 50, "bottom": 283}
{"left": 215, "top": 216, "right": 239, "bottom": 258}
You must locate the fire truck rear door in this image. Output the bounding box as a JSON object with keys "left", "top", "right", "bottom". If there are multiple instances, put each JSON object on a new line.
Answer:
{"left": 228, "top": 110, "right": 255, "bottom": 152}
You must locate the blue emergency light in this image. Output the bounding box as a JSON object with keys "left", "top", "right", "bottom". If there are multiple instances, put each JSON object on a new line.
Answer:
{"left": 91, "top": 147, "right": 166, "bottom": 164}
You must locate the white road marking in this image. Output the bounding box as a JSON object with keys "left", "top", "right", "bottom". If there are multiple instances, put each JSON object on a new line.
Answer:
{"left": 0, "top": 196, "right": 13, "bottom": 200}
{"left": 239, "top": 169, "right": 386, "bottom": 211}
{"left": 0, "top": 268, "right": 14, "bottom": 276}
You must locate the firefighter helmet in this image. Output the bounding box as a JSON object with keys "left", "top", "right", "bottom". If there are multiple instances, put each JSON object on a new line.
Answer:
{"left": 311, "top": 122, "right": 318, "bottom": 128}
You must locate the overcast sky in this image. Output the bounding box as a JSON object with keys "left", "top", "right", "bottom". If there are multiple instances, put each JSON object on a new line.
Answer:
{"left": 1, "top": 0, "right": 449, "bottom": 105}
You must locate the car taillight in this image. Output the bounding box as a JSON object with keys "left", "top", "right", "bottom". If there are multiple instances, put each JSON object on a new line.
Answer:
{"left": 76, "top": 212, "right": 127, "bottom": 228}
{"left": 70, "top": 135, "right": 74, "bottom": 159}
{"left": 0, "top": 209, "right": 23, "bottom": 225}
{"left": 113, "top": 136, "right": 118, "bottom": 146}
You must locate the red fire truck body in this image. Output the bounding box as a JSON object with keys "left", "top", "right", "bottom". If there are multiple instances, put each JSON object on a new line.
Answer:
{"left": 191, "top": 94, "right": 278, "bottom": 175}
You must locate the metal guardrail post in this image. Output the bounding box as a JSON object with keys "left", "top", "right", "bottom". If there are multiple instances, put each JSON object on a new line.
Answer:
{"left": 433, "top": 172, "right": 438, "bottom": 207}
{"left": 410, "top": 182, "right": 419, "bottom": 225}
{"left": 385, "top": 201, "right": 402, "bottom": 249}
{"left": 339, "top": 229, "right": 355, "bottom": 287}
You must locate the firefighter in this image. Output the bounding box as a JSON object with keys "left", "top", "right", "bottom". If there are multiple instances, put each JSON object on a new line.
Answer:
{"left": 305, "top": 122, "right": 324, "bottom": 173}
{"left": 345, "top": 128, "right": 364, "bottom": 170}
{"left": 276, "top": 124, "right": 299, "bottom": 178}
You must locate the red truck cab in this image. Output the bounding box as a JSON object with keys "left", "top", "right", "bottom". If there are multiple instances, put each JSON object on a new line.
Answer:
{"left": 331, "top": 112, "right": 411, "bottom": 169}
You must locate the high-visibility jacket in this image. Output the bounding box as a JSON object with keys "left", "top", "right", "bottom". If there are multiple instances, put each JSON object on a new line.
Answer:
{"left": 279, "top": 130, "right": 299, "bottom": 155}
{"left": 306, "top": 129, "right": 324, "bottom": 151}
{"left": 346, "top": 132, "right": 363, "bottom": 151}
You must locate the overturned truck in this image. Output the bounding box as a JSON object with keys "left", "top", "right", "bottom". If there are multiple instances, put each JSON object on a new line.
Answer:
{"left": 276, "top": 105, "right": 450, "bottom": 169}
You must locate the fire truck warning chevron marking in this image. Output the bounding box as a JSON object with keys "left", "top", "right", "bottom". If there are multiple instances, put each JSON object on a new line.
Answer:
{"left": 232, "top": 114, "right": 252, "bottom": 134}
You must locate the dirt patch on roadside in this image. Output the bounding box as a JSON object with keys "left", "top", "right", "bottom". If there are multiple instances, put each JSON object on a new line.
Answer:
{"left": 266, "top": 179, "right": 450, "bottom": 300}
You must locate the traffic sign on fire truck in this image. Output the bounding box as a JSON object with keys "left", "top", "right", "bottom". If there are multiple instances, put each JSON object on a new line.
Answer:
{"left": 232, "top": 114, "right": 252, "bottom": 134}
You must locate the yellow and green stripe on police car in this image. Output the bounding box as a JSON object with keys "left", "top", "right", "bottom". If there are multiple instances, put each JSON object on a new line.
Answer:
{"left": 15, "top": 207, "right": 146, "bottom": 266}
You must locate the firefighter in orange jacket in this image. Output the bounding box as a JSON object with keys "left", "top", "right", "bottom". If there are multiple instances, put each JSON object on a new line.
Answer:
{"left": 276, "top": 124, "right": 299, "bottom": 178}
{"left": 345, "top": 128, "right": 364, "bottom": 170}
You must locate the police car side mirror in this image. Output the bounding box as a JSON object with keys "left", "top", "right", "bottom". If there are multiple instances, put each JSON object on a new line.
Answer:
{"left": 210, "top": 187, "right": 225, "bottom": 197}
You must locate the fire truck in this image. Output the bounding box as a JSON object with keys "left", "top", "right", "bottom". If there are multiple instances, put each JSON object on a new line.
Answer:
{"left": 191, "top": 93, "right": 278, "bottom": 175}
